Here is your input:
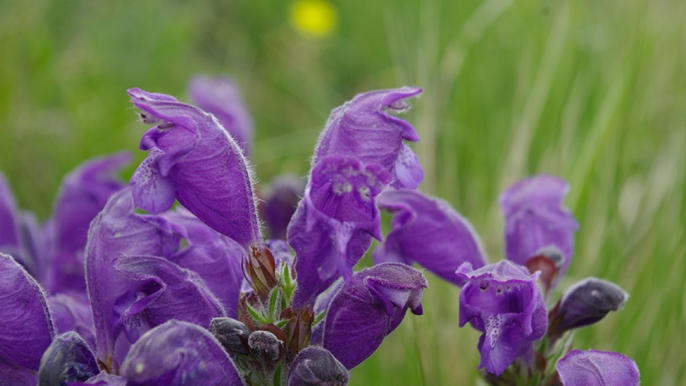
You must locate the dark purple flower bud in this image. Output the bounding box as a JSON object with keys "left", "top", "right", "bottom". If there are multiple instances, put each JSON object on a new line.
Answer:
{"left": 37, "top": 332, "right": 99, "bottom": 386}
{"left": 556, "top": 349, "right": 640, "bottom": 386}
{"left": 128, "top": 88, "right": 261, "bottom": 248}
{"left": 163, "top": 209, "right": 245, "bottom": 316}
{"left": 262, "top": 174, "right": 306, "bottom": 240}
{"left": 322, "top": 263, "right": 427, "bottom": 369}
{"left": 500, "top": 176, "right": 579, "bottom": 281}
{"left": 549, "top": 278, "right": 628, "bottom": 338}
{"left": 248, "top": 330, "right": 282, "bottom": 362}
{"left": 374, "top": 189, "right": 487, "bottom": 284}
{"left": 313, "top": 87, "right": 423, "bottom": 188}
{"left": 85, "top": 188, "right": 182, "bottom": 371}
{"left": 120, "top": 320, "right": 244, "bottom": 386}
{"left": 0, "top": 363, "right": 37, "bottom": 386}
{"left": 288, "top": 156, "right": 391, "bottom": 308}
{"left": 45, "top": 152, "right": 130, "bottom": 293}
{"left": 209, "top": 317, "right": 251, "bottom": 355}
{"left": 189, "top": 75, "right": 254, "bottom": 155}
{"left": 456, "top": 260, "right": 547, "bottom": 376}
{"left": 0, "top": 173, "right": 23, "bottom": 264}
{"left": 288, "top": 347, "right": 349, "bottom": 386}
{"left": 49, "top": 293, "right": 96, "bottom": 351}
{"left": 0, "top": 253, "right": 55, "bottom": 371}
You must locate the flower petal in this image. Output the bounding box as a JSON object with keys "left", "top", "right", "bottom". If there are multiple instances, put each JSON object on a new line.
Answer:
{"left": 189, "top": 75, "right": 254, "bottom": 155}
{"left": 113, "top": 254, "right": 225, "bottom": 331}
{"left": 128, "top": 88, "right": 261, "bottom": 248}
{"left": 120, "top": 320, "right": 244, "bottom": 386}
{"left": 288, "top": 156, "right": 390, "bottom": 308}
{"left": 164, "top": 209, "right": 245, "bottom": 316}
{"left": 0, "top": 253, "right": 55, "bottom": 370}
{"left": 374, "top": 189, "right": 487, "bottom": 284}
{"left": 0, "top": 173, "right": 23, "bottom": 264}
{"left": 313, "top": 87, "right": 423, "bottom": 188}
{"left": 556, "top": 350, "right": 640, "bottom": 386}
{"left": 49, "top": 293, "right": 96, "bottom": 351}
{"left": 322, "top": 263, "right": 427, "bottom": 369}
{"left": 0, "top": 363, "right": 36, "bottom": 386}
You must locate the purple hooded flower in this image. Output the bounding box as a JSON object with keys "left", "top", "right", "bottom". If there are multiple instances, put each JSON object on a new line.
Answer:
{"left": 128, "top": 88, "right": 261, "bottom": 248}
{"left": 189, "top": 75, "right": 254, "bottom": 155}
{"left": 288, "top": 346, "right": 349, "bottom": 386}
{"left": 456, "top": 260, "right": 547, "bottom": 375}
{"left": 313, "top": 87, "right": 423, "bottom": 189}
{"left": 374, "top": 189, "right": 487, "bottom": 284}
{"left": 262, "top": 174, "right": 306, "bottom": 240}
{"left": 163, "top": 209, "right": 245, "bottom": 316}
{"left": 85, "top": 188, "right": 181, "bottom": 370}
{"left": 288, "top": 155, "right": 391, "bottom": 308}
{"left": 0, "top": 253, "right": 55, "bottom": 371}
{"left": 45, "top": 152, "right": 130, "bottom": 293}
{"left": 500, "top": 175, "right": 578, "bottom": 279}
{"left": 49, "top": 293, "right": 96, "bottom": 350}
{"left": 556, "top": 350, "right": 640, "bottom": 386}
{"left": 119, "top": 320, "right": 244, "bottom": 386}
{"left": 37, "top": 331, "right": 99, "bottom": 386}
{"left": 322, "top": 263, "right": 427, "bottom": 369}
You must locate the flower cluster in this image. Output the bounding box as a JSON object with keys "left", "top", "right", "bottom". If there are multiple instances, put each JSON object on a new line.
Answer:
{"left": 374, "top": 177, "right": 640, "bottom": 385}
{"left": 0, "top": 77, "right": 428, "bottom": 386}
{"left": 0, "top": 75, "right": 640, "bottom": 386}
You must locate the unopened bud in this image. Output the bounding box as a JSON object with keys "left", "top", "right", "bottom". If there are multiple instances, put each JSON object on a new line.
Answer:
{"left": 550, "top": 277, "right": 628, "bottom": 338}
{"left": 288, "top": 347, "right": 349, "bottom": 386}
{"left": 248, "top": 330, "right": 282, "bottom": 362}
{"left": 38, "top": 332, "right": 98, "bottom": 386}
{"left": 209, "top": 317, "right": 250, "bottom": 355}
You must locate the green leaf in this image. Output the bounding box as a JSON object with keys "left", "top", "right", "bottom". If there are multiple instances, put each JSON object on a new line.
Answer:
{"left": 246, "top": 302, "right": 269, "bottom": 325}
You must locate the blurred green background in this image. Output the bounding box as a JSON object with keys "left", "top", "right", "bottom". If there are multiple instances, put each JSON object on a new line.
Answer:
{"left": 1, "top": 0, "right": 684, "bottom": 384}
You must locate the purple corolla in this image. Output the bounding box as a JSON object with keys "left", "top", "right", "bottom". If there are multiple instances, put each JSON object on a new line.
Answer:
{"left": 556, "top": 349, "right": 640, "bottom": 386}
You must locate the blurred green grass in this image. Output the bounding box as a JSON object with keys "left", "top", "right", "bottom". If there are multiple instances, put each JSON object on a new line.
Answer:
{"left": 1, "top": 0, "right": 684, "bottom": 384}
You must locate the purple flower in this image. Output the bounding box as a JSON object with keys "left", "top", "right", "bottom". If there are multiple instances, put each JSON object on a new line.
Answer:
{"left": 321, "top": 263, "right": 427, "bottom": 369}
{"left": 85, "top": 188, "right": 182, "bottom": 370}
{"left": 556, "top": 349, "right": 640, "bottom": 386}
{"left": 189, "top": 75, "right": 254, "bottom": 155}
{"left": 500, "top": 175, "right": 578, "bottom": 279}
{"left": 262, "top": 174, "right": 306, "bottom": 240}
{"left": 119, "top": 320, "right": 244, "bottom": 386}
{"left": 288, "top": 347, "right": 349, "bottom": 386}
{"left": 288, "top": 155, "right": 391, "bottom": 308}
{"left": 456, "top": 260, "right": 547, "bottom": 375}
{"left": 45, "top": 152, "right": 130, "bottom": 293}
{"left": 313, "top": 87, "right": 424, "bottom": 189}
{"left": 128, "top": 88, "right": 261, "bottom": 248}
{"left": 374, "top": 188, "right": 487, "bottom": 284}
{"left": 0, "top": 253, "right": 55, "bottom": 371}
{"left": 37, "top": 332, "right": 99, "bottom": 386}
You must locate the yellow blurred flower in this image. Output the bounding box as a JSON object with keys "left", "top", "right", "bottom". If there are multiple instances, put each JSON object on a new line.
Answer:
{"left": 289, "top": 0, "right": 338, "bottom": 38}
